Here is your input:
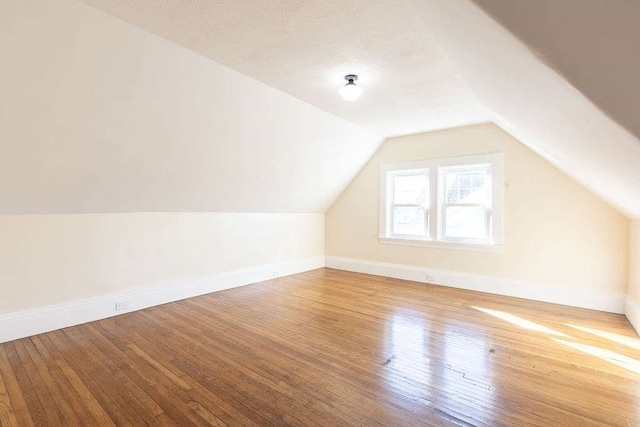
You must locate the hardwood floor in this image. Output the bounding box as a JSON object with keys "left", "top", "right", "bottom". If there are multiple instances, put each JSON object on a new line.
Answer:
{"left": 1, "top": 268, "right": 638, "bottom": 426}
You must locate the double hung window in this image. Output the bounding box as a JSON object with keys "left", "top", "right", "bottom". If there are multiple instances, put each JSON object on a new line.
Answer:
{"left": 379, "top": 154, "right": 503, "bottom": 252}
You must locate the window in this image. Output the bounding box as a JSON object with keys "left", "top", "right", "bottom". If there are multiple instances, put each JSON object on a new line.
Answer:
{"left": 388, "top": 169, "right": 429, "bottom": 237}
{"left": 439, "top": 164, "right": 491, "bottom": 242}
{"left": 379, "top": 154, "right": 503, "bottom": 252}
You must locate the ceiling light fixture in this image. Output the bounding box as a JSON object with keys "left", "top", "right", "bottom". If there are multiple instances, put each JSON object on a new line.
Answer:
{"left": 338, "top": 74, "right": 363, "bottom": 101}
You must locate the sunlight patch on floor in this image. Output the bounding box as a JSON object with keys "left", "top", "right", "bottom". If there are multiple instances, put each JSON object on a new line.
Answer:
{"left": 553, "top": 339, "right": 640, "bottom": 375}
{"left": 471, "top": 305, "right": 640, "bottom": 376}
{"left": 566, "top": 324, "right": 640, "bottom": 350}
{"left": 472, "top": 306, "right": 569, "bottom": 337}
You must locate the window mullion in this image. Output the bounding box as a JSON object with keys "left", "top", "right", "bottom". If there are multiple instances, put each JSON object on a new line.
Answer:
{"left": 428, "top": 167, "right": 438, "bottom": 240}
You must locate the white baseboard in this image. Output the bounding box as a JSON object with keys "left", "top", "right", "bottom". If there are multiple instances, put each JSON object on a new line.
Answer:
{"left": 325, "top": 256, "right": 625, "bottom": 314}
{"left": 0, "top": 256, "right": 325, "bottom": 344}
{"left": 625, "top": 297, "right": 640, "bottom": 335}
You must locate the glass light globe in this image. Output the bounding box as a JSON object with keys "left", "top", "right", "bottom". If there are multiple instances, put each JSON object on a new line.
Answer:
{"left": 338, "top": 81, "right": 363, "bottom": 101}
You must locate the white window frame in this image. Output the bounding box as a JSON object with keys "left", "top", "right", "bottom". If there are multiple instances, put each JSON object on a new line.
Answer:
{"left": 379, "top": 153, "right": 504, "bottom": 253}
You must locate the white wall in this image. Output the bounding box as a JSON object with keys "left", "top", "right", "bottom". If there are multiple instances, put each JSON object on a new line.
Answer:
{"left": 0, "top": 213, "right": 323, "bottom": 315}
{"left": 0, "top": 0, "right": 346, "bottom": 333}
{"left": 326, "top": 123, "right": 628, "bottom": 298}
{"left": 627, "top": 221, "right": 640, "bottom": 331}
{"left": 630, "top": 222, "right": 640, "bottom": 304}
{"left": 0, "top": 0, "right": 380, "bottom": 214}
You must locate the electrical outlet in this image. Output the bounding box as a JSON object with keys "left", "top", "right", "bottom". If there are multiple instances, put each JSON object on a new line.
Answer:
{"left": 115, "top": 300, "right": 130, "bottom": 311}
{"left": 425, "top": 273, "right": 435, "bottom": 283}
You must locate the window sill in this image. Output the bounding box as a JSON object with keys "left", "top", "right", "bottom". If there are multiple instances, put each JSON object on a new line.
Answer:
{"left": 378, "top": 236, "right": 504, "bottom": 253}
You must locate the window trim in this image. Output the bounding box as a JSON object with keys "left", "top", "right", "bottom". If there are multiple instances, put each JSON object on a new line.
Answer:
{"left": 379, "top": 153, "right": 504, "bottom": 253}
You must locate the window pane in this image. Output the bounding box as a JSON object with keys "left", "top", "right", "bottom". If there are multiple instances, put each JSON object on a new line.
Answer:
{"left": 444, "top": 206, "right": 487, "bottom": 240}
{"left": 472, "top": 173, "right": 485, "bottom": 188}
{"left": 444, "top": 173, "right": 460, "bottom": 202}
{"left": 393, "top": 206, "right": 426, "bottom": 236}
{"left": 460, "top": 174, "right": 471, "bottom": 190}
{"left": 443, "top": 168, "right": 489, "bottom": 204}
{"left": 393, "top": 174, "right": 427, "bottom": 205}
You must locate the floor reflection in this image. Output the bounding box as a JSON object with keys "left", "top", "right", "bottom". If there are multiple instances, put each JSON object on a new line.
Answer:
{"left": 383, "top": 311, "right": 494, "bottom": 406}
{"left": 384, "top": 312, "right": 431, "bottom": 394}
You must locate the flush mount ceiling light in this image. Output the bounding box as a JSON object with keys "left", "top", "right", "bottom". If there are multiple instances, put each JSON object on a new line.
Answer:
{"left": 338, "top": 74, "right": 363, "bottom": 101}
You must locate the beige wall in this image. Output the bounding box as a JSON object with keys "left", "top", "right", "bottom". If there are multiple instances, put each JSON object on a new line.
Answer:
{"left": 629, "top": 220, "right": 640, "bottom": 304}
{"left": 0, "top": 213, "right": 323, "bottom": 315}
{"left": 326, "top": 123, "right": 628, "bottom": 294}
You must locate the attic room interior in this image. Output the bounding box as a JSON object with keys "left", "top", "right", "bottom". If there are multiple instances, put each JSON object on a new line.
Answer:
{"left": 2, "top": 0, "right": 640, "bottom": 425}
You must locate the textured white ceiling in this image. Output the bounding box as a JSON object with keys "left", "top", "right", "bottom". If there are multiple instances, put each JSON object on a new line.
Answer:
{"left": 76, "top": 0, "right": 489, "bottom": 137}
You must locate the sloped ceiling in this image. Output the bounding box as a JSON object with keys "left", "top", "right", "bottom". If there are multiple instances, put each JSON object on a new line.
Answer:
{"left": 407, "top": 0, "right": 640, "bottom": 218}
{"left": 4, "top": 0, "right": 640, "bottom": 218}
{"left": 0, "top": 0, "right": 381, "bottom": 214}
{"left": 473, "top": 0, "right": 640, "bottom": 142}
{"left": 75, "top": 0, "right": 489, "bottom": 137}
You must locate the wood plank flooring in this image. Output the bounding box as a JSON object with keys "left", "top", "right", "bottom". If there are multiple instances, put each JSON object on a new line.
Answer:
{"left": 1, "top": 268, "right": 639, "bottom": 426}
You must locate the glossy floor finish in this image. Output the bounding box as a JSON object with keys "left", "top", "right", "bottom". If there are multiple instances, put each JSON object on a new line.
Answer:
{"left": 1, "top": 268, "right": 639, "bottom": 426}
